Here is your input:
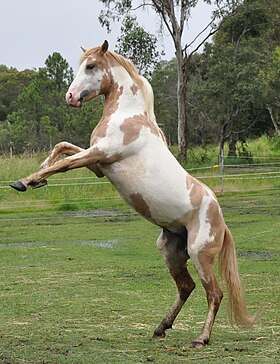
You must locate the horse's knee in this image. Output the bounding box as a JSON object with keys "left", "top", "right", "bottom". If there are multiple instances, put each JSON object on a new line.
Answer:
{"left": 180, "top": 283, "right": 195, "bottom": 301}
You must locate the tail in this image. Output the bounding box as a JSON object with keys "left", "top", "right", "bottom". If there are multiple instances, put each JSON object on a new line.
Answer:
{"left": 218, "top": 226, "right": 259, "bottom": 326}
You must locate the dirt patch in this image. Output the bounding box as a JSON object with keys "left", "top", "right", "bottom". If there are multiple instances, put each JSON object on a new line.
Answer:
{"left": 68, "top": 209, "right": 136, "bottom": 218}
{"left": 67, "top": 209, "right": 138, "bottom": 223}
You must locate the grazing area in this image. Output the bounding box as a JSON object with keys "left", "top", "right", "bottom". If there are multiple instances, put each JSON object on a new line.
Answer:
{"left": 0, "top": 154, "right": 279, "bottom": 363}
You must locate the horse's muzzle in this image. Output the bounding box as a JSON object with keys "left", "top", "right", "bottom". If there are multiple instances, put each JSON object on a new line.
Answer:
{"left": 66, "top": 90, "right": 90, "bottom": 108}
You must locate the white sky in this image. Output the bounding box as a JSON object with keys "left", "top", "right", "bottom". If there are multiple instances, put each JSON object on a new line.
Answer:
{"left": 0, "top": 0, "right": 213, "bottom": 72}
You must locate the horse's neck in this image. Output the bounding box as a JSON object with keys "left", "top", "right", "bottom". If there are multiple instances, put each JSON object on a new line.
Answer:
{"left": 103, "top": 67, "right": 146, "bottom": 118}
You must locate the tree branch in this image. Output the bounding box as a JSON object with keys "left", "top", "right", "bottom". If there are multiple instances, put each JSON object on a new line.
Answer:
{"left": 151, "top": 0, "right": 176, "bottom": 42}
{"left": 188, "top": 27, "right": 219, "bottom": 58}
{"left": 187, "top": 6, "right": 239, "bottom": 58}
{"left": 186, "top": 17, "right": 216, "bottom": 50}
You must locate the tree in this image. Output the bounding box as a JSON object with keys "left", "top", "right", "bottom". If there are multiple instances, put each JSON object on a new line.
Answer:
{"left": 0, "top": 65, "right": 35, "bottom": 121}
{"left": 116, "top": 15, "right": 161, "bottom": 78}
{"left": 0, "top": 52, "right": 105, "bottom": 155}
{"left": 1, "top": 53, "right": 73, "bottom": 153}
{"left": 151, "top": 59, "right": 178, "bottom": 144}
{"left": 185, "top": 52, "right": 218, "bottom": 149}
{"left": 260, "top": 47, "right": 280, "bottom": 135}
{"left": 192, "top": 0, "right": 280, "bottom": 165}
{"left": 99, "top": 0, "right": 242, "bottom": 162}
{"left": 41, "top": 52, "right": 74, "bottom": 92}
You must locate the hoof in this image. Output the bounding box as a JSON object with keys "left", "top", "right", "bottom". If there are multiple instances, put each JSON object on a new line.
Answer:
{"left": 152, "top": 331, "right": 166, "bottom": 339}
{"left": 10, "top": 181, "right": 27, "bottom": 192}
{"left": 29, "top": 180, "right": 48, "bottom": 189}
{"left": 190, "top": 340, "right": 208, "bottom": 349}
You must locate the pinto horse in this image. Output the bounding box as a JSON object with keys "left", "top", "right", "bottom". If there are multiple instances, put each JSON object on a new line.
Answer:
{"left": 10, "top": 41, "right": 257, "bottom": 347}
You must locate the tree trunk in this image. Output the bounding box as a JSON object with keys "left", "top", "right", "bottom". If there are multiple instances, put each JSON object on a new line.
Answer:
{"left": 176, "top": 51, "right": 188, "bottom": 164}
{"left": 267, "top": 105, "right": 280, "bottom": 135}
{"left": 228, "top": 133, "right": 238, "bottom": 158}
{"left": 219, "top": 121, "right": 230, "bottom": 194}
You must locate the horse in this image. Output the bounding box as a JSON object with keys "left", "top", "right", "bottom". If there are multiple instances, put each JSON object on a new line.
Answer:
{"left": 10, "top": 40, "right": 258, "bottom": 347}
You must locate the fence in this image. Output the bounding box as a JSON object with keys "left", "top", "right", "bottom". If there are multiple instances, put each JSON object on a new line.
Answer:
{"left": 188, "top": 157, "right": 280, "bottom": 194}
{"left": 1, "top": 158, "right": 279, "bottom": 213}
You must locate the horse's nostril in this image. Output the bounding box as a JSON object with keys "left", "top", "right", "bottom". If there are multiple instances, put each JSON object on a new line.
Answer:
{"left": 69, "top": 92, "right": 73, "bottom": 99}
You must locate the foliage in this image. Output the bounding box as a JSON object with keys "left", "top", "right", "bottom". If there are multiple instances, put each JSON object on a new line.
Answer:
{"left": 115, "top": 15, "right": 161, "bottom": 78}
{"left": 260, "top": 46, "right": 280, "bottom": 134}
{"left": 200, "top": 40, "right": 268, "bottom": 136}
{"left": 0, "top": 53, "right": 103, "bottom": 154}
{"left": 41, "top": 52, "right": 74, "bottom": 91}
{"left": 0, "top": 65, "right": 35, "bottom": 121}
{"left": 151, "top": 59, "right": 178, "bottom": 143}
{"left": 182, "top": 0, "right": 280, "bottom": 163}
{"left": 0, "top": 0, "right": 279, "bottom": 156}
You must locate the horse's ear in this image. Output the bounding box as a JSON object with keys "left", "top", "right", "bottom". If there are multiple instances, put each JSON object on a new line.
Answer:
{"left": 100, "top": 40, "right": 109, "bottom": 56}
{"left": 80, "top": 46, "right": 86, "bottom": 53}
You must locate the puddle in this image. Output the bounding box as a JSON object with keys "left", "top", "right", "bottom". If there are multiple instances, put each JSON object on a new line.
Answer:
{"left": 68, "top": 209, "right": 137, "bottom": 218}
{"left": 0, "top": 239, "right": 120, "bottom": 249}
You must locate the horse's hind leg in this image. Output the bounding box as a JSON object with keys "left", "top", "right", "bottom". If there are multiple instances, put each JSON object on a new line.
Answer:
{"left": 153, "top": 229, "right": 195, "bottom": 338}
{"left": 187, "top": 224, "right": 224, "bottom": 348}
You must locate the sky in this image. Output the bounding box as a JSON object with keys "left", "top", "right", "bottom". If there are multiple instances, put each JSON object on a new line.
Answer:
{"left": 0, "top": 0, "right": 213, "bottom": 72}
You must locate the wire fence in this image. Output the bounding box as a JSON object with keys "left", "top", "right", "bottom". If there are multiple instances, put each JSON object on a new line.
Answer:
{"left": 1, "top": 159, "right": 279, "bottom": 215}
{"left": 1, "top": 162, "right": 280, "bottom": 187}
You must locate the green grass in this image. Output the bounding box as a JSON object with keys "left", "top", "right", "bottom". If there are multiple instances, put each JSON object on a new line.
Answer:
{"left": 0, "top": 153, "right": 125, "bottom": 213}
{"left": 0, "top": 149, "right": 280, "bottom": 363}
{"left": 0, "top": 204, "right": 279, "bottom": 363}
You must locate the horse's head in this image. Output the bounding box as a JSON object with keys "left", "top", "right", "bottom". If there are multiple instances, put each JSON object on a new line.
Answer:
{"left": 66, "top": 40, "right": 110, "bottom": 107}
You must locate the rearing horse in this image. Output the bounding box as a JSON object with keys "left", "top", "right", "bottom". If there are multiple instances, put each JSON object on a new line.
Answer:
{"left": 11, "top": 41, "right": 257, "bottom": 347}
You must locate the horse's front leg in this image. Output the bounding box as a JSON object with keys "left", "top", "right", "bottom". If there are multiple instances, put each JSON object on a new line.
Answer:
{"left": 10, "top": 146, "right": 111, "bottom": 192}
{"left": 40, "top": 142, "right": 84, "bottom": 170}
{"left": 40, "top": 142, "right": 104, "bottom": 178}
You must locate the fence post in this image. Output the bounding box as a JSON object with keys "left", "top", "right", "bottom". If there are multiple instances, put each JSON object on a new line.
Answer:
{"left": 219, "top": 148, "right": 224, "bottom": 194}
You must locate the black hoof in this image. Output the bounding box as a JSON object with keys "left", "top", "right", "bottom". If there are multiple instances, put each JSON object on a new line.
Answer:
{"left": 10, "top": 181, "right": 27, "bottom": 192}
{"left": 29, "top": 180, "right": 48, "bottom": 189}
{"left": 152, "top": 330, "right": 166, "bottom": 339}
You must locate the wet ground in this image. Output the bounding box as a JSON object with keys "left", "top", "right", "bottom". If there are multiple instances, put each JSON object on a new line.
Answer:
{"left": 0, "top": 239, "right": 120, "bottom": 249}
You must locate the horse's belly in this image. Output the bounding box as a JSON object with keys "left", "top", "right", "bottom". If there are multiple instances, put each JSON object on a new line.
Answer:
{"left": 99, "top": 149, "right": 191, "bottom": 229}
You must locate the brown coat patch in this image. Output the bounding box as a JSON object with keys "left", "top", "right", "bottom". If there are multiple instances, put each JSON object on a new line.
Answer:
{"left": 130, "top": 193, "right": 152, "bottom": 219}
{"left": 90, "top": 84, "right": 123, "bottom": 146}
{"left": 186, "top": 175, "right": 205, "bottom": 208}
{"left": 130, "top": 83, "right": 138, "bottom": 95}
{"left": 207, "top": 200, "right": 224, "bottom": 243}
{"left": 120, "top": 113, "right": 160, "bottom": 145}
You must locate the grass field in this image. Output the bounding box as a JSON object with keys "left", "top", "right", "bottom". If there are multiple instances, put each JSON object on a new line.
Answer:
{"left": 0, "top": 152, "right": 279, "bottom": 363}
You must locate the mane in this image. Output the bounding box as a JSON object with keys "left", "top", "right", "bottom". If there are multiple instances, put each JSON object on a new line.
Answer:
{"left": 80, "top": 46, "right": 166, "bottom": 144}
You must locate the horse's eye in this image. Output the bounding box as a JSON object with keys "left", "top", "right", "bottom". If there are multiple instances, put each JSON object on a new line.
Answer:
{"left": 86, "top": 64, "right": 95, "bottom": 70}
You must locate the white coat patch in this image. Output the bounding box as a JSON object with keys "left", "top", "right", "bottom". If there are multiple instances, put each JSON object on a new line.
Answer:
{"left": 189, "top": 195, "right": 216, "bottom": 281}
